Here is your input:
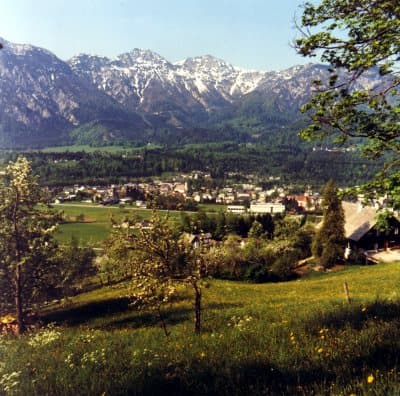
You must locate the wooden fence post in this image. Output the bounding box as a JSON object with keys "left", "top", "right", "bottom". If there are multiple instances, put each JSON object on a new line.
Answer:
{"left": 343, "top": 282, "right": 351, "bottom": 304}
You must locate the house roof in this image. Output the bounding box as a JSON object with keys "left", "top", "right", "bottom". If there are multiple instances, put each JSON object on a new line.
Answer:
{"left": 343, "top": 202, "right": 378, "bottom": 241}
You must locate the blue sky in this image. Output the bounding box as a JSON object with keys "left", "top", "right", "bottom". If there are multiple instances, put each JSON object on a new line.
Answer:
{"left": 1, "top": 0, "right": 309, "bottom": 71}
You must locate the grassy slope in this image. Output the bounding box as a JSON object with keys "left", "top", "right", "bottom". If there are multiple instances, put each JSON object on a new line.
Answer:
{"left": 3, "top": 263, "right": 400, "bottom": 395}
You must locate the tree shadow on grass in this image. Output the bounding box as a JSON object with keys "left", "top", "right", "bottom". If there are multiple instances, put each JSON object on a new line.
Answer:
{"left": 305, "top": 300, "right": 400, "bottom": 331}
{"left": 101, "top": 302, "right": 242, "bottom": 331}
{"left": 41, "top": 296, "right": 133, "bottom": 326}
{"left": 124, "top": 348, "right": 399, "bottom": 395}
{"left": 41, "top": 297, "right": 241, "bottom": 331}
{"left": 300, "top": 300, "right": 400, "bottom": 377}
{"left": 123, "top": 359, "right": 339, "bottom": 396}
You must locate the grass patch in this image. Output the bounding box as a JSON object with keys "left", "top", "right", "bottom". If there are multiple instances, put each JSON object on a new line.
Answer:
{"left": 2, "top": 263, "right": 400, "bottom": 395}
{"left": 53, "top": 203, "right": 185, "bottom": 246}
{"left": 197, "top": 203, "right": 226, "bottom": 213}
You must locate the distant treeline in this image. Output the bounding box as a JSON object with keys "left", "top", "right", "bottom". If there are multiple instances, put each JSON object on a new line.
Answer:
{"left": 0, "top": 142, "right": 383, "bottom": 187}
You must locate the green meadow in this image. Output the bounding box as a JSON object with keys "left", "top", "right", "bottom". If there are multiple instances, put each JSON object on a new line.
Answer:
{"left": 3, "top": 263, "right": 400, "bottom": 395}
{"left": 54, "top": 203, "right": 225, "bottom": 246}
{"left": 54, "top": 203, "right": 138, "bottom": 246}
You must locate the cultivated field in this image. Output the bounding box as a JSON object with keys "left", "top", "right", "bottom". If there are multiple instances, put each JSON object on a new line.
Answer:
{"left": 54, "top": 203, "right": 226, "bottom": 246}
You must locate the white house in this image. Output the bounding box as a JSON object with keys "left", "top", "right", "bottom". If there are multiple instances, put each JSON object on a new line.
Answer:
{"left": 227, "top": 205, "right": 247, "bottom": 214}
{"left": 249, "top": 202, "right": 285, "bottom": 214}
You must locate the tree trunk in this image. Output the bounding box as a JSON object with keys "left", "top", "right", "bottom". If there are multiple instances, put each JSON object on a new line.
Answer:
{"left": 157, "top": 307, "right": 170, "bottom": 337}
{"left": 193, "top": 282, "right": 201, "bottom": 334}
{"left": 15, "top": 264, "right": 25, "bottom": 335}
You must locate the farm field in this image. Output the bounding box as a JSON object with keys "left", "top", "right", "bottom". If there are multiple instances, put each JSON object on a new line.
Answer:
{"left": 3, "top": 263, "right": 400, "bottom": 395}
{"left": 53, "top": 203, "right": 147, "bottom": 246}
{"left": 54, "top": 203, "right": 225, "bottom": 246}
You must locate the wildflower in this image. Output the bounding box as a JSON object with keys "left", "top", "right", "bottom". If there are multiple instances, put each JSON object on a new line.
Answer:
{"left": 362, "top": 307, "right": 367, "bottom": 312}
{"left": 317, "top": 348, "right": 323, "bottom": 353}
{"left": 0, "top": 371, "right": 21, "bottom": 393}
{"left": 367, "top": 374, "right": 374, "bottom": 384}
{"left": 200, "top": 352, "right": 206, "bottom": 358}
{"left": 0, "top": 315, "right": 15, "bottom": 324}
{"left": 28, "top": 325, "right": 61, "bottom": 347}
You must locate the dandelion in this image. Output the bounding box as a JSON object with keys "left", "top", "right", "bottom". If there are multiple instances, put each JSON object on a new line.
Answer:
{"left": 317, "top": 348, "right": 323, "bottom": 353}
{"left": 367, "top": 374, "right": 374, "bottom": 384}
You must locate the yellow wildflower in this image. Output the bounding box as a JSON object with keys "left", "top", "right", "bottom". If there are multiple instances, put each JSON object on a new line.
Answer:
{"left": 0, "top": 314, "right": 16, "bottom": 324}
{"left": 367, "top": 374, "right": 374, "bottom": 384}
{"left": 317, "top": 348, "right": 323, "bottom": 353}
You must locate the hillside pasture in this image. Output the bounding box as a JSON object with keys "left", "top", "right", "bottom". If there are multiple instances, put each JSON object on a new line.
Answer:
{"left": 2, "top": 263, "right": 400, "bottom": 395}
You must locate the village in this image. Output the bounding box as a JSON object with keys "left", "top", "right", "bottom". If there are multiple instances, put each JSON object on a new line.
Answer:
{"left": 52, "top": 170, "right": 321, "bottom": 214}
{"left": 50, "top": 170, "right": 400, "bottom": 262}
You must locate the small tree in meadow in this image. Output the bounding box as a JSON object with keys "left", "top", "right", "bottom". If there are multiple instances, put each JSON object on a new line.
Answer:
{"left": 105, "top": 211, "right": 209, "bottom": 335}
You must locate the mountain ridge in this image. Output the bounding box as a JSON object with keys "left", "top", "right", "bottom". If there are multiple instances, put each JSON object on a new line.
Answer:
{"left": 0, "top": 38, "right": 383, "bottom": 148}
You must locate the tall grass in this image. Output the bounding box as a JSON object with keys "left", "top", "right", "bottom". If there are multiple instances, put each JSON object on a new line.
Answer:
{"left": 2, "top": 263, "right": 400, "bottom": 395}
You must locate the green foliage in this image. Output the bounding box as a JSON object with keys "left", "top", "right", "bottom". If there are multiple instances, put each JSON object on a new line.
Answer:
{"left": 5, "top": 138, "right": 382, "bottom": 187}
{"left": 0, "top": 157, "right": 59, "bottom": 333}
{"left": 293, "top": 225, "right": 315, "bottom": 258}
{"left": 296, "top": 0, "right": 400, "bottom": 198}
{"left": 147, "top": 194, "right": 198, "bottom": 211}
{"left": 270, "top": 249, "right": 300, "bottom": 281}
{"left": 375, "top": 210, "right": 393, "bottom": 232}
{"left": 104, "top": 211, "right": 209, "bottom": 334}
{"left": 313, "top": 181, "right": 345, "bottom": 268}
{"left": 56, "top": 236, "right": 97, "bottom": 296}
{"left": 248, "top": 220, "right": 264, "bottom": 239}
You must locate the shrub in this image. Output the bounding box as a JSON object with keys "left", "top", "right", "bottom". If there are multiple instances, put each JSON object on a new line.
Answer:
{"left": 271, "top": 249, "right": 300, "bottom": 281}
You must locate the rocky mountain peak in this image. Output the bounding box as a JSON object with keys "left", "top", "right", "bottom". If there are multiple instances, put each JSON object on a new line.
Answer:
{"left": 0, "top": 38, "right": 386, "bottom": 148}
{"left": 116, "top": 48, "right": 171, "bottom": 68}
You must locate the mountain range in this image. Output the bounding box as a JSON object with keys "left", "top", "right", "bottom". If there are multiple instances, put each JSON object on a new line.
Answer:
{"left": 0, "top": 38, "right": 383, "bottom": 148}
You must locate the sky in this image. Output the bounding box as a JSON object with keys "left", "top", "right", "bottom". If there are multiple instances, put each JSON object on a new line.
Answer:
{"left": 0, "top": 0, "right": 309, "bottom": 71}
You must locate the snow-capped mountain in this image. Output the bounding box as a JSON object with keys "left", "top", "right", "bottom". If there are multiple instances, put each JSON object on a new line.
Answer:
{"left": 0, "top": 38, "right": 148, "bottom": 147}
{"left": 69, "top": 50, "right": 268, "bottom": 124}
{"left": 0, "top": 38, "right": 385, "bottom": 147}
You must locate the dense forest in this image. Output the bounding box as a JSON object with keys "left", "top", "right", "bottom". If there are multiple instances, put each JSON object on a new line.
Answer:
{"left": 0, "top": 141, "right": 383, "bottom": 188}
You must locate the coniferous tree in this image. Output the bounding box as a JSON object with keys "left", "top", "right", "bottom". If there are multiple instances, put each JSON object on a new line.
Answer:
{"left": 313, "top": 180, "right": 345, "bottom": 268}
